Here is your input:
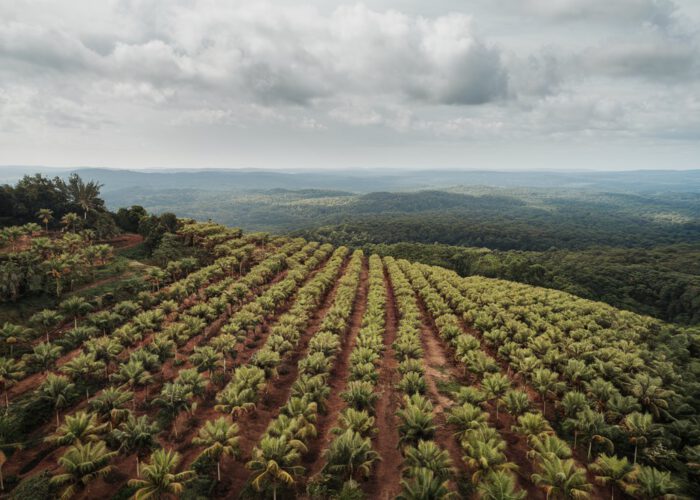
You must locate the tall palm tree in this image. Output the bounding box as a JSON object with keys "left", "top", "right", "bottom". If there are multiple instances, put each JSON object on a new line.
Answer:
{"left": 0, "top": 357, "right": 25, "bottom": 410}
{"left": 626, "top": 374, "right": 674, "bottom": 420}
{"left": 59, "top": 296, "right": 93, "bottom": 329}
{"left": 47, "top": 410, "right": 108, "bottom": 446}
{"left": 112, "top": 414, "right": 160, "bottom": 477}
{"left": 530, "top": 368, "right": 564, "bottom": 414}
{"left": 67, "top": 174, "right": 103, "bottom": 220}
{"left": 588, "top": 454, "right": 635, "bottom": 500}
{"left": 111, "top": 360, "right": 152, "bottom": 410}
{"left": 397, "top": 467, "right": 455, "bottom": 500}
{"left": 36, "top": 208, "right": 54, "bottom": 233}
{"left": 563, "top": 408, "right": 613, "bottom": 460}
{"left": 247, "top": 435, "right": 305, "bottom": 500}
{"left": 60, "top": 352, "right": 105, "bottom": 399}
{"left": 192, "top": 417, "right": 240, "bottom": 481}
{"left": 29, "top": 309, "right": 64, "bottom": 343}
{"left": 628, "top": 465, "right": 678, "bottom": 500}
{"left": 531, "top": 456, "right": 592, "bottom": 500}
{"left": 50, "top": 440, "right": 116, "bottom": 499}
{"left": 622, "top": 412, "right": 659, "bottom": 465}
{"left": 477, "top": 470, "right": 526, "bottom": 500}
{"left": 128, "top": 449, "right": 194, "bottom": 499}
{"left": 38, "top": 373, "right": 76, "bottom": 429}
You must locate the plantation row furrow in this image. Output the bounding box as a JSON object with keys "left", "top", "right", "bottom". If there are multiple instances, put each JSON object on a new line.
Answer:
{"left": 3, "top": 239, "right": 316, "bottom": 483}
{"left": 383, "top": 257, "right": 458, "bottom": 499}
{"left": 306, "top": 253, "right": 387, "bottom": 498}
{"left": 241, "top": 250, "right": 364, "bottom": 499}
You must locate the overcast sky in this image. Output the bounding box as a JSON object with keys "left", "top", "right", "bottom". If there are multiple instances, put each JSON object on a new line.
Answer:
{"left": 1, "top": 0, "right": 699, "bottom": 170}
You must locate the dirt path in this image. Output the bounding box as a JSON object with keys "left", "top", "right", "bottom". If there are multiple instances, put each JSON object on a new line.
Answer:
{"left": 363, "top": 266, "right": 403, "bottom": 500}
{"left": 220, "top": 255, "right": 351, "bottom": 497}
{"left": 303, "top": 258, "right": 369, "bottom": 478}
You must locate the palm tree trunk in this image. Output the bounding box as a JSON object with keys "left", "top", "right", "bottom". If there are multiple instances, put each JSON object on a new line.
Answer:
{"left": 56, "top": 409, "right": 60, "bottom": 429}
{"left": 4, "top": 390, "right": 8, "bottom": 411}
{"left": 136, "top": 455, "right": 140, "bottom": 477}
{"left": 633, "top": 443, "right": 638, "bottom": 465}
{"left": 573, "top": 431, "right": 578, "bottom": 449}
{"left": 588, "top": 440, "right": 593, "bottom": 460}
{"left": 217, "top": 461, "right": 221, "bottom": 482}
{"left": 273, "top": 486, "right": 277, "bottom": 500}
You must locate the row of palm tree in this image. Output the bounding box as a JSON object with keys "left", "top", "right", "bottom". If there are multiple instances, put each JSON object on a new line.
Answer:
{"left": 383, "top": 257, "right": 458, "bottom": 500}
{"left": 245, "top": 250, "right": 364, "bottom": 500}
{"left": 407, "top": 259, "right": 686, "bottom": 498}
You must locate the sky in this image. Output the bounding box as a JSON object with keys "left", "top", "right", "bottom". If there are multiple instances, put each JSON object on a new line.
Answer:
{"left": 1, "top": 0, "right": 699, "bottom": 171}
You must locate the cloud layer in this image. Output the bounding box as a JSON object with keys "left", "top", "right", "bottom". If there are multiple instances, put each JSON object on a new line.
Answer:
{"left": 0, "top": 0, "right": 699, "bottom": 169}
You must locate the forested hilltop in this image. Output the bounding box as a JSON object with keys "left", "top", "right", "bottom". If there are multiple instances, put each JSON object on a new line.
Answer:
{"left": 0, "top": 214, "right": 698, "bottom": 499}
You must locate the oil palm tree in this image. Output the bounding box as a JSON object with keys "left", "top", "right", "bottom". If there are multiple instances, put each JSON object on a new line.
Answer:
{"left": 153, "top": 383, "right": 195, "bottom": 437}
{"left": 59, "top": 296, "right": 93, "bottom": 329}
{"left": 477, "top": 470, "right": 526, "bottom": 500}
{"left": 112, "top": 414, "right": 160, "bottom": 477}
{"left": 89, "top": 387, "right": 134, "bottom": 427}
{"left": 47, "top": 410, "right": 108, "bottom": 446}
{"left": 189, "top": 345, "right": 222, "bottom": 376}
{"left": 447, "top": 402, "right": 488, "bottom": 441}
{"left": 588, "top": 454, "right": 635, "bottom": 500}
{"left": 397, "top": 405, "right": 436, "bottom": 448}
{"left": 564, "top": 408, "right": 613, "bottom": 460}
{"left": 322, "top": 428, "right": 380, "bottom": 483}
{"left": 61, "top": 352, "right": 106, "bottom": 398}
{"left": 531, "top": 456, "right": 592, "bottom": 500}
{"left": 463, "top": 436, "right": 518, "bottom": 485}
{"left": 403, "top": 439, "right": 453, "bottom": 482}
{"left": 530, "top": 368, "right": 564, "bottom": 414}
{"left": 38, "top": 373, "right": 76, "bottom": 429}
{"left": 397, "top": 467, "right": 455, "bottom": 500}
{"left": 0, "top": 357, "right": 25, "bottom": 409}
{"left": 482, "top": 372, "right": 511, "bottom": 420}
{"left": 628, "top": 465, "right": 678, "bottom": 500}
{"left": 332, "top": 408, "right": 376, "bottom": 437}
{"left": 512, "top": 412, "right": 552, "bottom": 441}
{"left": 0, "top": 322, "right": 32, "bottom": 356}
{"left": 527, "top": 435, "right": 572, "bottom": 461}
{"left": 111, "top": 360, "right": 152, "bottom": 409}
{"left": 622, "top": 412, "right": 660, "bottom": 465}
{"left": 29, "top": 309, "right": 63, "bottom": 343}
{"left": 210, "top": 333, "right": 238, "bottom": 372}
{"left": 128, "top": 449, "right": 194, "bottom": 500}
{"left": 626, "top": 374, "right": 674, "bottom": 420}
{"left": 192, "top": 417, "right": 241, "bottom": 482}
{"left": 501, "top": 389, "right": 530, "bottom": 418}
{"left": 61, "top": 212, "right": 81, "bottom": 232}
{"left": 247, "top": 435, "right": 305, "bottom": 500}
{"left": 559, "top": 391, "right": 589, "bottom": 419}
{"left": 50, "top": 440, "right": 116, "bottom": 499}
{"left": 36, "top": 208, "right": 54, "bottom": 233}
{"left": 341, "top": 381, "right": 380, "bottom": 413}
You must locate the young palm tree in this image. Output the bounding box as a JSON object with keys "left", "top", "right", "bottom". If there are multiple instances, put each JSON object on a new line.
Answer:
{"left": 397, "top": 467, "right": 455, "bottom": 500}
{"left": 192, "top": 417, "right": 241, "bottom": 481}
{"left": 322, "top": 429, "right": 380, "bottom": 483}
{"left": 61, "top": 212, "right": 81, "bottom": 232}
{"left": 447, "top": 402, "right": 488, "bottom": 441}
{"left": 588, "top": 454, "right": 635, "bottom": 500}
{"left": 153, "top": 383, "right": 195, "bottom": 436}
{"left": 530, "top": 368, "right": 564, "bottom": 414}
{"left": 531, "top": 456, "right": 591, "bottom": 500}
{"left": 626, "top": 374, "right": 674, "bottom": 419}
{"left": 622, "top": 412, "right": 659, "bottom": 465}
{"left": 36, "top": 208, "right": 54, "bottom": 233}
{"left": 189, "top": 346, "right": 222, "bottom": 376}
{"left": 89, "top": 387, "right": 134, "bottom": 427}
{"left": 563, "top": 408, "right": 613, "bottom": 460}
{"left": 59, "top": 296, "right": 93, "bottom": 329}
{"left": 628, "top": 465, "right": 678, "bottom": 500}
{"left": 331, "top": 408, "right": 376, "bottom": 437}
{"left": 47, "top": 410, "right": 108, "bottom": 446}
{"left": 61, "top": 352, "right": 106, "bottom": 399}
{"left": 463, "top": 436, "right": 518, "bottom": 485}
{"left": 0, "top": 357, "right": 25, "bottom": 410}
{"left": 29, "top": 309, "right": 64, "bottom": 343}
{"left": 0, "top": 322, "right": 32, "bottom": 356}
{"left": 397, "top": 405, "right": 436, "bottom": 448}
{"left": 482, "top": 373, "right": 511, "bottom": 420}
{"left": 477, "top": 470, "right": 526, "bottom": 500}
{"left": 527, "top": 435, "right": 572, "bottom": 462}
{"left": 50, "top": 440, "right": 116, "bottom": 499}
{"left": 112, "top": 414, "right": 160, "bottom": 477}
{"left": 559, "top": 391, "right": 590, "bottom": 419}
{"left": 210, "top": 333, "right": 238, "bottom": 372}
{"left": 111, "top": 360, "right": 152, "bottom": 409}
{"left": 403, "top": 440, "right": 453, "bottom": 482}
{"left": 2, "top": 226, "right": 26, "bottom": 252}
{"left": 247, "top": 435, "right": 305, "bottom": 500}
{"left": 512, "top": 412, "right": 552, "bottom": 441}
{"left": 341, "top": 381, "right": 380, "bottom": 413}
{"left": 501, "top": 389, "right": 530, "bottom": 418}
{"left": 128, "top": 449, "right": 194, "bottom": 499}
{"left": 38, "top": 373, "right": 76, "bottom": 429}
